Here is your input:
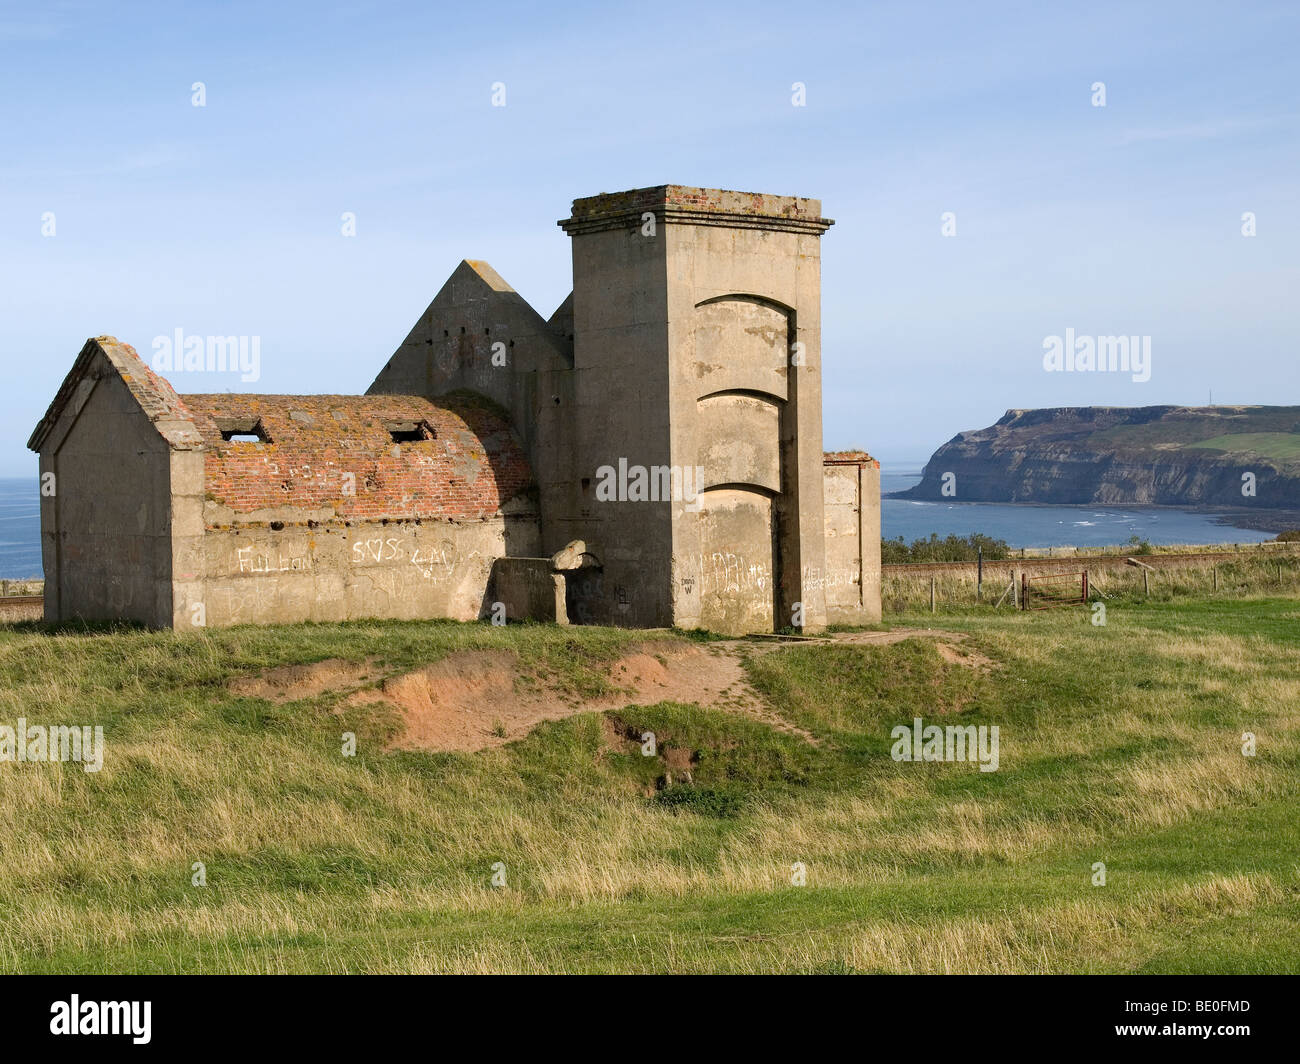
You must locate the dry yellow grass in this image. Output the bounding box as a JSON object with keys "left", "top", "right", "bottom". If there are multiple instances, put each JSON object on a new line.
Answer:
{"left": 1, "top": 594, "right": 1297, "bottom": 972}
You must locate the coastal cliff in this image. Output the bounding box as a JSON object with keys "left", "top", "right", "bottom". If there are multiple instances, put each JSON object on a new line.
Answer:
{"left": 898, "top": 406, "right": 1300, "bottom": 509}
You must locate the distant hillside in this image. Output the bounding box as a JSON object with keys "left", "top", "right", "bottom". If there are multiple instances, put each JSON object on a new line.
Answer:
{"left": 897, "top": 406, "right": 1300, "bottom": 510}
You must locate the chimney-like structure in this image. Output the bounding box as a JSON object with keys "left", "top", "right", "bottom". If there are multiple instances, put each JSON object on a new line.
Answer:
{"left": 559, "top": 186, "right": 834, "bottom": 634}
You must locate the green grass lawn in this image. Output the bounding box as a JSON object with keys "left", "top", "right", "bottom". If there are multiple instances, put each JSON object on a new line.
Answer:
{"left": 1091, "top": 406, "right": 1300, "bottom": 452}
{"left": 1, "top": 593, "right": 1297, "bottom": 973}
{"left": 1186, "top": 431, "right": 1300, "bottom": 463}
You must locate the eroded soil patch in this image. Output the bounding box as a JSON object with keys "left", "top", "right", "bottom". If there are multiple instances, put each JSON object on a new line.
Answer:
{"left": 230, "top": 658, "right": 384, "bottom": 702}
{"left": 829, "top": 629, "right": 995, "bottom": 671}
{"left": 230, "top": 628, "right": 995, "bottom": 753}
{"left": 342, "top": 642, "right": 813, "bottom": 752}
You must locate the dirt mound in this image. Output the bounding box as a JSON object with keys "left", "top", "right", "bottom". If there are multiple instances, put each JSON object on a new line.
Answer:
{"left": 231, "top": 658, "right": 383, "bottom": 702}
{"left": 611, "top": 652, "right": 673, "bottom": 689}
{"left": 826, "top": 628, "right": 995, "bottom": 671}
{"left": 231, "top": 628, "right": 991, "bottom": 754}
{"left": 336, "top": 642, "right": 813, "bottom": 753}
{"left": 354, "top": 650, "right": 555, "bottom": 752}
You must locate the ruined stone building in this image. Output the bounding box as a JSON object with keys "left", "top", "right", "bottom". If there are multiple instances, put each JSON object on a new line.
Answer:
{"left": 29, "top": 186, "right": 881, "bottom": 636}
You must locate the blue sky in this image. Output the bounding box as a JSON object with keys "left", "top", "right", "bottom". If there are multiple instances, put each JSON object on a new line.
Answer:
{"left": 1, "top": 0, "right": 1296, "bottom": 476}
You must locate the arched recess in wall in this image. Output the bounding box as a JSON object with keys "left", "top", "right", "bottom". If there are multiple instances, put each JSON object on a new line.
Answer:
{"left": 692, "top": 390, "right": 782, "bottom": 636}
{"left": 693, "top": 483, "right": 778, "bottom": 635}
{"left": 688, "top": 295, "right": 795, "bottom": 634}
{"left": 695, "top": 392, "right": 781, "bottom": 494}
{"left": 692, "top": 294, "right": 793, "bottom": 402}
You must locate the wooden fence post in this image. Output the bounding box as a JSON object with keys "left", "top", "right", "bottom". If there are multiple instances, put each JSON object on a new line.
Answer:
{"left": 1143, "top": 569, "right": 1150, "bottom": 596}
{"left": 930, "top": 577, "right": 936, "bottom": 614}
{"left": 1213, "top": 566, "right": 1218, "bottom": 592}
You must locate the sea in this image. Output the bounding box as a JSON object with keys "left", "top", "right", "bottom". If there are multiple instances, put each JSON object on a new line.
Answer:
{"left": 0, "top": 468, "right": 1276, "bottom": 581}
{"left": 0, "top": 479, "right": 42, "bottom": 580}
{"left": 881, "top": 462, "right": 1273, "bottom": 550}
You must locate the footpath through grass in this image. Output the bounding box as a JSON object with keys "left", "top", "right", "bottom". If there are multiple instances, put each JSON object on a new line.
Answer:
{"left": 1, "top": 595, "right": 1297, "bottom": 973}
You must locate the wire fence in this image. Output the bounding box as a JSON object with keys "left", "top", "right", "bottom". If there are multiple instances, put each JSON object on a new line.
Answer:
{"left": 884, "top": 553, "right": 1300, "bottom": 614}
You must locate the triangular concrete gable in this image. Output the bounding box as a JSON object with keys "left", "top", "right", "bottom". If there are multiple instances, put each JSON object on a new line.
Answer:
{"left": 548, "top": 292, "right": 574, "bottom": 355}
{"left": 27, "top": 336, "right": 203, "bottom": 454}
{"left": 368, "top": 259, "right": 572, "bottom": 403}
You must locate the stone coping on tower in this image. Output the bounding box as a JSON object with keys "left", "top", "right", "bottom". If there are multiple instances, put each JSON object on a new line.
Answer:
{"left": 558, "top": 185, "right": 834, "bottom": 236}
{"left": 823, "top": 450, "right": 879, "bottom": 467}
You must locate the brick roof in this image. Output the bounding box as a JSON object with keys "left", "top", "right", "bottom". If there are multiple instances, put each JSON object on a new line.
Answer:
{"left": 182, "top": 392, "right": 532, "bottom": 521}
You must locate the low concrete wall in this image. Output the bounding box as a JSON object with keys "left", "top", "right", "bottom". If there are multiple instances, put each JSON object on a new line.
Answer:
{"left": 195, "top": 517, "right": 511, "bottom": 627}
{"left": 823, "top": 459, "right": 882, "bottom": 624}
{"left": 491, "top": 557, "right": 566, "bottom": 623}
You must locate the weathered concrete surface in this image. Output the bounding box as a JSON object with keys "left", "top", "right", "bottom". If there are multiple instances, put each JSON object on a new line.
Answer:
{"left": 694, "top": 488, "right": 777, "bottom": 633}
{"left": 27, "top": 338, "right": 202, "bottom": 627}
{"left": 559, "top": 185, "right": 835, "bottom": 636}
{"left": 367, "top": 260, "right": 579, "bottom": 558}
{"left": 823, "top": 453, "right": 882, "bottom": 625}
{"left": 31, "top": 188, "right": 881, "bottom": 635}
{"left": 491, "top": 557, "right": 567, "bottom": 623}
{"left": 199, "top": 517, "right": 513, "bottom": 626}
{"left": 550, "top": 539, "right": 599, "bottom": 570}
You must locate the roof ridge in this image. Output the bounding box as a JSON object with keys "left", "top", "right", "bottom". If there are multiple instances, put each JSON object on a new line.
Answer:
{"left": 28, "top": 336, "right": 203, "bottom": 452}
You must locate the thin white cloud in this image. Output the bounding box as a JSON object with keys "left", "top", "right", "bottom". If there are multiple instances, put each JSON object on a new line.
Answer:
{"left": 1118, "top": 116, "right": 1285, "bottom": 145}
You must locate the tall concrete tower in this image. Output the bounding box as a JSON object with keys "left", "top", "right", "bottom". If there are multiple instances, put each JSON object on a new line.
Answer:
{"left": 559, "top": 186, "right": 834, "bottom": 634}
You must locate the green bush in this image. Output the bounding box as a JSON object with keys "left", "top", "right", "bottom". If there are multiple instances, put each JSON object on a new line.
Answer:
{"left": 1125, "top": 534, "right": 1155, "bottom": 555}
{"left": 880, "top": 532, "right": 1011, "bottom": 563}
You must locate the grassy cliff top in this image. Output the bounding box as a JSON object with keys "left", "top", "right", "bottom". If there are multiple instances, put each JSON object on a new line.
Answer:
{"left": 964, "top": 405, "right": 1300, "bottom": 467}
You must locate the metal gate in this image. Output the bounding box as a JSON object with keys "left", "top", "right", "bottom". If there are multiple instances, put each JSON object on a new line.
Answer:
{"left": 1022, "top": 571, "right": 1088, "bottom": 610}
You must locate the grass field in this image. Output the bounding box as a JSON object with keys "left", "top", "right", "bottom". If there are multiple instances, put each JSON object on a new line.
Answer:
{"left": 883, "top": 550, "right": 1300, "bottom": 614}
{"left": 1187, "top": 432, "right": 1300, "bottom": 463}
{"left": 1, "top": 590, "right": 1298, "bottom": 974}
{"left": 1091, "top": 406, "right": 1300, "bottom": 451}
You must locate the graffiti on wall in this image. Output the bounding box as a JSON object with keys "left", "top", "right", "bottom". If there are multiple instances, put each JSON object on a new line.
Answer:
{"left": 237, "top": 546, "right": 311, "bottom": 573}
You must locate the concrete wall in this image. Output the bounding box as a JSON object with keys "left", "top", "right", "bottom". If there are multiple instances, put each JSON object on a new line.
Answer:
{"left": 694, "top": 487, "right": 777, "bottom": 633}
{"left": 194, "top": 514, "right": 528, "bottom": 627}
{"left": 170, "top": 448, "right": 206, "bottom": 628}
{"left": 367, "top": 260, "right": 579, "bottom": 559}
{"left": 823, "top": 459, "right": 882, "bottom": 625}
{"left": 564, "top": 222, "right": 675, "bottom": 628}
{"left": 558, "top": 187, "right": 835, "bottom": 636}
{"left": 40, "top": 364, "right": 174, "bottom": 626}
{"left": 491, "top": 557, "right": 566, "bottom": 623}
{"left": 663, "top": 197, "right": 831, "bottom": 635}
{"left": 34, "top": 189, "right": 877, "bottom": 636}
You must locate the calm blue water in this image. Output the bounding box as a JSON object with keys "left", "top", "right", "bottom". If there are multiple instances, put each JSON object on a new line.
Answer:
{"left": 0, "top": 469, "right": 1275, "bottom": 580}
{"left": 0, "top": 479, "right": 42, "bottom": 579}
{"left": 881, "top": 465, "right": 1273, "bottom": 549}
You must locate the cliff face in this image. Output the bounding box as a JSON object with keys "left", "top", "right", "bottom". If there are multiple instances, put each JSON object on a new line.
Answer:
{"left": 899, "top": 406, "right": 1300, "bottom": 508}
